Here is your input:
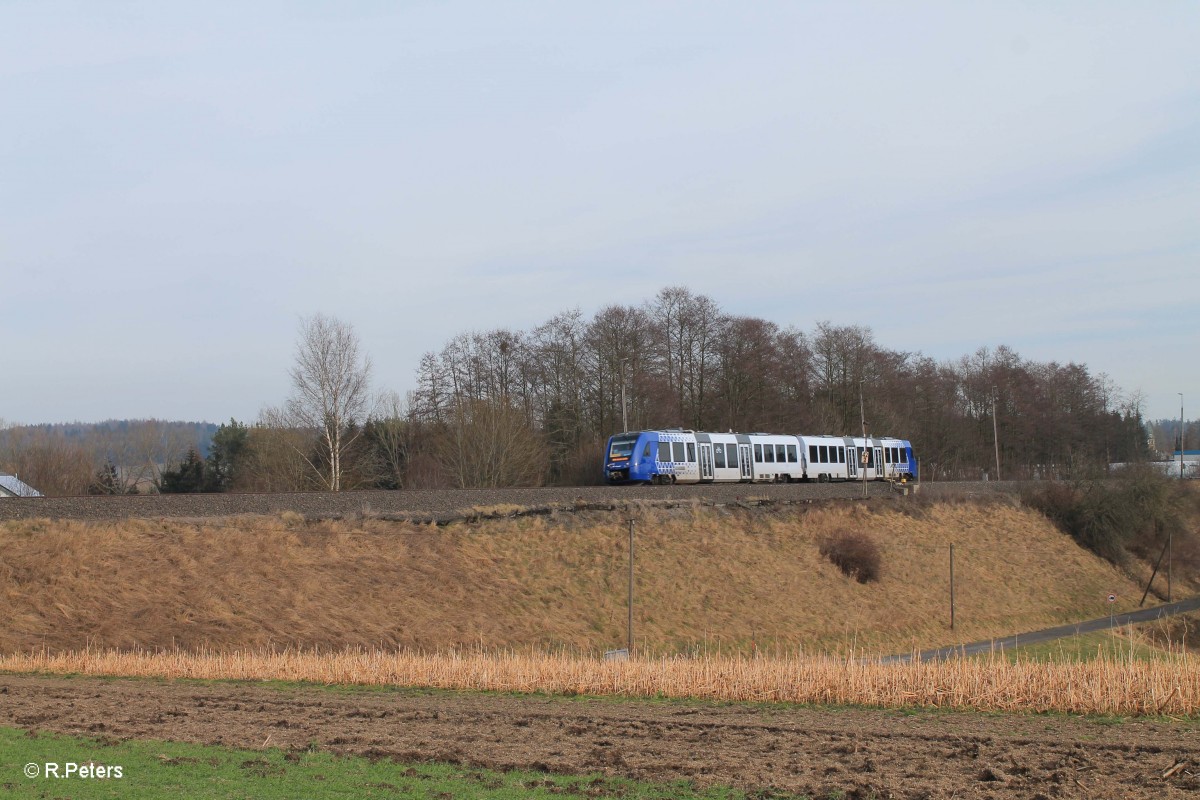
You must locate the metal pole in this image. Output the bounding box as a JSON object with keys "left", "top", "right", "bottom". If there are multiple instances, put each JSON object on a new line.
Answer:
{"left": 860, "top": 381, "right": 868, "bottom": 498}
{"left": 991, "top": 387, "right": 1001, "bottom": 481}
{"left": 621, "top": 358, "right": 630, "bottom": 433}
{"left": 621, "top": 373, "right": 628, "bottom": 433}
{"left": 1168, "top": 529, "right": 1172, "bottom": 603}
{"left": 1139, "top": 537, "right": 1170, "bottom": 607}
{"left": 1180, "top": 393, "right": 1185, "bottom": 481}
{"left": 949, "top": 543, "right": 956, "bottom": 630}
{"left": 627, "top": 518, "right": 635, "bottom": 656}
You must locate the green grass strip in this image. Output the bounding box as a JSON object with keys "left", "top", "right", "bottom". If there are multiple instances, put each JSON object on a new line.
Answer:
{"left": 0, "top": 726, "right": 782, "bottom": 799}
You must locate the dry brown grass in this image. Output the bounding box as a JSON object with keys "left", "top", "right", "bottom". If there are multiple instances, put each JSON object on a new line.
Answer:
{"left": 0, "top": 502, "right": 1162, "bottom": 656}
{"left": 1, "top": 648, "right": 1196, "bottom": 717}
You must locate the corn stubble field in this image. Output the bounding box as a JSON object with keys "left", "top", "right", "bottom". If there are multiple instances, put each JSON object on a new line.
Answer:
{"left": 3, "top": 492, "right": 1199, "bottom": 797}
{"left": 2, "top": 645, "right": 1197, "bottom": 716}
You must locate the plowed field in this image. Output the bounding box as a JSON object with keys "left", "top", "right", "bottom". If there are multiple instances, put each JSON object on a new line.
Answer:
{"left": 2, "top": 674, "right": 1197, "bottom": 798}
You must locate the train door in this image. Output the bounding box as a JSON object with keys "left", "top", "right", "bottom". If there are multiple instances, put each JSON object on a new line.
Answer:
{"left": 848, "top": 447, "right": 858, "bottom": 479}
{"left": 873, "top": 447, "right": 883, "bottom": 480}
{"left": 699, "top": 443, "right": 714, "bottom": 481}
{"left": 738, "top": 444, "right": 752, "bottom": 480}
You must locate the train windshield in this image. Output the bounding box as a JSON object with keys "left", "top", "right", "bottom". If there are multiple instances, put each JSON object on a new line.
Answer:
{"left": 608, "top": 435, "right": 638, "bottom": 460}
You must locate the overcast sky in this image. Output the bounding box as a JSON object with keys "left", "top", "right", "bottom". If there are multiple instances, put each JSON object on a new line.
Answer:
{"left": 2, "top": 2, "right": 1197, "bottom": 426}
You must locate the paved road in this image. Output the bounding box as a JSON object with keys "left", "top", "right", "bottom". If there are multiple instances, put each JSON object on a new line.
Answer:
{"left": 884, "top": 595, "right": 1200, "bottom": 663}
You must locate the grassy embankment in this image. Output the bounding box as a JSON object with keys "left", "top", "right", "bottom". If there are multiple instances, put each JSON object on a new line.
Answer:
{"left": 1, "top": 498, "right": 1180, "bottom": 657}
{"left": 3, "top": 495, "right": 1199, "bottom": 715}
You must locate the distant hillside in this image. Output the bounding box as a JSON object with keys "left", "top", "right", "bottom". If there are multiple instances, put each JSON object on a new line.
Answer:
{"left": 3, "top": 419, "right": 218, "bottom": 459}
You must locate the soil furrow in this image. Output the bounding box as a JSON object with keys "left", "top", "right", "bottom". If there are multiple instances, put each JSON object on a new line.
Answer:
{"left": 2, "top": 674, "right": 1197, "bottom": 798}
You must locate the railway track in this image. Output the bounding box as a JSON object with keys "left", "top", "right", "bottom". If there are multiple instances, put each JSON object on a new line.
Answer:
{"left": 0, "top": 480, "right": 1020, "bottom": 522}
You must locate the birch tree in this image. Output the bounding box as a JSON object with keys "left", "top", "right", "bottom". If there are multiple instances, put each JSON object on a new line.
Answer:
{"left": 286, "top": 313, "right": 373, "bottom": 491}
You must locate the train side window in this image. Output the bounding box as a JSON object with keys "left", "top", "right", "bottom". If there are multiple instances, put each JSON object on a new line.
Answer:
{"left": 658, "top": 442, "right": 671, "bottom": 462}
{"left": 714, "top": 444, "right": 726, "bottom": 469}
{"left": 754, "top": 444, "right": 763, "bottom": 462}
{"left": 643, "top": 443, "right": 652, "bottom": 458}
{"left": 728, "top": 447, "right": 739, "bottom": 468}
{"left": 884, "top": 448, "right": 891, "bottom": 464}
{"left": 809, "top": 445, "right": 818, "bottom": 462}
{"left": 774, "top": 444, "right": 784, "bottom": 462}
{"left": 687, "top": 443, "right": 696, "bottom": 462}
{"left": 672, "top": 442, "right": 685, "bottom": 463}
{"left": 787, "top": 445, "right": 797, "bottom": 463}
{"left": 818, "top": 445, "right": 827, "bottom": 463}
{"left": 839, "top": 447, "right": 846, "bottom": 463}
{"left": 898, "top": 448, "right": 907, "bottom": 463}
{"left": 764, "top": 445, "right": 774, "bottom": 463}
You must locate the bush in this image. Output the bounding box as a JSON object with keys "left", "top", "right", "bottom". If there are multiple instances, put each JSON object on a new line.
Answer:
{"left": 819, "top": 530, "right": 882, "bottom": 583}
{"left": 1022, "top": 466, "right": 1192, "bottom": 567}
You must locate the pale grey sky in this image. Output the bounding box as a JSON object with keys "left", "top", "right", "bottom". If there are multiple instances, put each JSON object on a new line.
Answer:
{"left": 2, "top": 2, "right": 1197, "bottom": 425}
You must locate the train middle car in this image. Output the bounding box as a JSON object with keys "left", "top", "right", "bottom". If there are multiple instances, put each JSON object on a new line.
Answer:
{"left": 604, "top": 429, "right": 917, "bottom": 485}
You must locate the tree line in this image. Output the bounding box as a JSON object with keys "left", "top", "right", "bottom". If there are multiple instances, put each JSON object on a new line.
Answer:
{"left": 1, "top": 288, "right": 1178, "bottom": 494}
{"left": 402, "top": 286, "right": 1153, "bottom": 486}
{"left": 0, "top": 420, "right": 216, "bottom": 496}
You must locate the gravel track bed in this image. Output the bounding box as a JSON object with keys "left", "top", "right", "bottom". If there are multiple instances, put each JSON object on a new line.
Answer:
{"left": 0, "top": 481, "right": 1018, "bottom": 523}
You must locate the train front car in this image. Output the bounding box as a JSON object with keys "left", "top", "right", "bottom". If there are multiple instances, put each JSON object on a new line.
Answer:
{"left": 604, "top": 431, "right": 658, "bottom": 484}
{"left": 603, "top": 431, "right": 637, "bottom": 484}
{"left": 604, "top": 429, "right": 707, "bottom": 484}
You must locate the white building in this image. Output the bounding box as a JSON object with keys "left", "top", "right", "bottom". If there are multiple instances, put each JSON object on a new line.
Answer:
{"left": 1111, "top": 455, "right": 1200, "bottom": 479}
{"left": 1167, "top": 451, "right": 1200, "bottom": 479}
{"left": 0, "top": 475, "right": 42, "bottom": 497}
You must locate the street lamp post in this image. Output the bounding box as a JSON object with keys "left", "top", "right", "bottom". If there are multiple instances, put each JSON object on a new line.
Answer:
{"left": 1180, "top": 393, "right": 1185, "bottom": 481}
{"left": 620, "top": 358, "right": 630, "bottom": 433}
{"left": 860, "top": 380, "right": 868, "bottom": 498}
{"left": 992, "top": 387, "right": 1001, "bottom": 481}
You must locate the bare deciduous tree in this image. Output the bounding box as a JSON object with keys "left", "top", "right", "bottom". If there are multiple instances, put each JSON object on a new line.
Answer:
{"left": 129, "top": 420, "right": 191, "bottom": 492}
{"left": 0, "top": 425, "right": 93, "bottom": 496}
{"left": 286, "top": 313, "right": 374, "bottom": 491}
{"left": 246, "top": 408, "right": 319, "bottom": 492}
{"left": 436, "top": 399, "right": 546, "bottom": 488}
{"left": 364, "top": 390, "right": 414, "bottom": 489}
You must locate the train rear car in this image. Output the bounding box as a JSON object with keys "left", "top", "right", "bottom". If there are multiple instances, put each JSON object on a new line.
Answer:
{"left": 881, "top": 437, "right": 918, "bottom": 481}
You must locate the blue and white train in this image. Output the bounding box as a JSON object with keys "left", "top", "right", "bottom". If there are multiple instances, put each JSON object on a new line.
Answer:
{"left": 604, "top": 429, "right": 917, "bottom": 485}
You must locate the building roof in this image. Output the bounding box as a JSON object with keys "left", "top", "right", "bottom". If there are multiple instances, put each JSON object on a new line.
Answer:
{"left": 0, "top": 475, "right": 42, "bottom": 497}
